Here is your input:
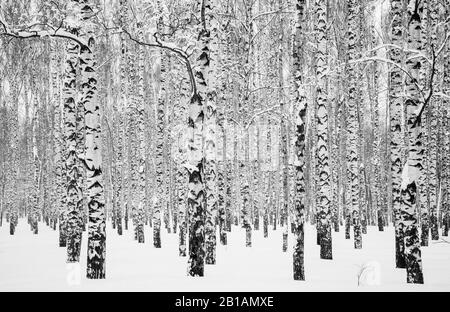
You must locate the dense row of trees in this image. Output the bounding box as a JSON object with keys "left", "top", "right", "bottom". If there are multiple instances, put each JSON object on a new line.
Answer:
{"left": 0, "top": 0, "right": 449, "bottom": 284}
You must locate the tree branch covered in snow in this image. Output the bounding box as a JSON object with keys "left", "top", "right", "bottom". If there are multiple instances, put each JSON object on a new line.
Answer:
{"left": 0, "top": 18, "right": 90, "bottom": 51}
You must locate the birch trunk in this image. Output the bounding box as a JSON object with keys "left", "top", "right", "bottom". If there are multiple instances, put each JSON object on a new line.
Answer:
{"left": 31, "top": 92, "right": 40, "bottom": 234}
{"left": 292, "top": 0, "right": 307, "bottom": 280}
{"left": 74, "top": 1, "right": 107, "bottom": 278}
{"left": 389, "top": 0, "right": 406, "bottom": 268}
{"left": 316, "top": 0, "right": 332, "bottom": 259}
{"left": 154, "top": 1, "right": 166, "bottom": 248}
{"left": 63, "top": 37, "right": 83, "bottom": 262}
{"left": 186, "top": 0, "right": 213, "bottom": 277}
{"left": 428, "top": 1, "right": 439, "bottom": 241}
{"left": 204, "top": 0, "right": 218, "bottom": 264}
{"left": 400, "top": 0, "right": 424, "bottom": 284}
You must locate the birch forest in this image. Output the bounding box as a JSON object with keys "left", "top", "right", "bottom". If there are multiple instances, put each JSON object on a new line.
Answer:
{"left": 1, "top": 0, "right": 450, "bottom": 291}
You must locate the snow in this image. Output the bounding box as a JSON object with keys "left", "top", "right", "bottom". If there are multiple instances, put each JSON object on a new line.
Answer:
{"left": 0, "top": 220, "right": 449, "bottom": 291}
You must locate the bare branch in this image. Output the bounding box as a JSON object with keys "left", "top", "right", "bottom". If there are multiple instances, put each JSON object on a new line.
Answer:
{"left": 0, "top": 18, "right": 91, "bottom": 52}
{"left": 121, "top": 28, "right": 197, "bottom": 97}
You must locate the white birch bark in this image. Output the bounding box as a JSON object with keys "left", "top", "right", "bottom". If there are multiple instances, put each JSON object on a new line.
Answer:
{"left": 63, "top": 36, "right": 83, "bottom": 262}
{"left": 399, "top": 0, "right": 424, "bottom": 284}
{"left": 316, "top": 0, "right": 332, "bottom": 258}
{"left": 389, "top": 0, "right": 406, "bottom": 268}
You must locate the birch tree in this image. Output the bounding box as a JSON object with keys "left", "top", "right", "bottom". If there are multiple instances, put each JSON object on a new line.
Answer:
{"left": 399, "top": 0, "right": 424, "bottom": 284}
{"left": 292, "top": 0, "right": 307, "bottom": 280}
{"left": 315, "top": 0, "right": 332, "bottom": 259}
{"left": 389, "top": 0, "right": 406, "bottom": 268}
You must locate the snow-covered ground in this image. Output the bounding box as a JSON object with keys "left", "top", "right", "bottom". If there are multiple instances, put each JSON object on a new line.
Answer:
{"left": 0, "top": 220, "right": 449, "bottom": 291}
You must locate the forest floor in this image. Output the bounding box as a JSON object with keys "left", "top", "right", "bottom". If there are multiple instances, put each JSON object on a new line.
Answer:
{"left": 0, "top": 220, "right": 449, "bottom": 291}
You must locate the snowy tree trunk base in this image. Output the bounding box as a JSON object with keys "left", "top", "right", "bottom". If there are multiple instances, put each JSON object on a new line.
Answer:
{"left": 67, "top": 232, "right": 82, "bottom": 263}
{"left": 117, "top": 217, "right": 123, "bottom": 236}
{"left": 245, "top": 226, "right": 252, "bottom": 247}
{"left": 220, "top": 231, "right": 227, "bottom": 245}
{"left": 319, "top": 223, "right": 332, "bottom": 259}
{"left": 111, "top": 211, "right": 116, "bottom": 230}
{"left": 405, "top": 227, "right": 424, "bottom": 284}
{"left": 218, "top": 219, "right": 226, "bottom": 243}
{"left": 225, "top": 207, "right": 232, "bottom": 232}
{"left": 173, "top": 217, "right": 178, "bottom": 234}
{"left": 188, "top": 218, "right": 205, "bottom": 277}
{"left": 354, "top": 224, "right": 362, "bottom": 249}
{"left": 333, "top": 218, "right": 339, "bottom": 232}
{"left": 345, "top": 215, "right": 350, "bottom": 239}
{"left": 421, "top": 220, "right": 429, "bottom": 246}
{"left": 254, "top": 215, "right": 260, "bottom": 231}
{"left": 153, "top": 221, "right": 161, "bottom": 248}
{"left": 430, "top": 215, "right": 439, "bottom": 240}
{"left": 293, "top": 226, "right": 305, "bottom": 280}
{"left": 361, "top": 219, "right": 367, "bottom": 234}
{"left": 395, "top": 228, "right": 406, "bottom": 268}
{"left": 164, "top": 210, "right": 170, "bottom": 234}
{"left": 443, "top": 214, "right": 449, "bottom": 236}
{"left": 179, "top": 222, "right": 187, "bottom": 256}
{"left": 263, "top": 214, "right": 268, "bottom": 238}
{"left": 29, "top": 212, "right": 38, "bottom": 234}
{"left": 205, "top": 232, "right": 216, "bottom": 265}
{"left": 377, "top": 210, "right": 384, "bottom": 232}
{"left": 136, "top": 224, "right": 144, "bottom": 243}
{"left": 87, "top": 239, "right": 106, "bottom": 279}
{"left": 59, "top": 228, "right": 67, "bottom": 247}
{"left": 179, "top": 241, "right": 186, "bottom": 257}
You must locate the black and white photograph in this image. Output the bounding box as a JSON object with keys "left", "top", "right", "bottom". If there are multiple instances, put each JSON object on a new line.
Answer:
{"left": 0, "top": 0, "right": 449, "bottom": 294}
